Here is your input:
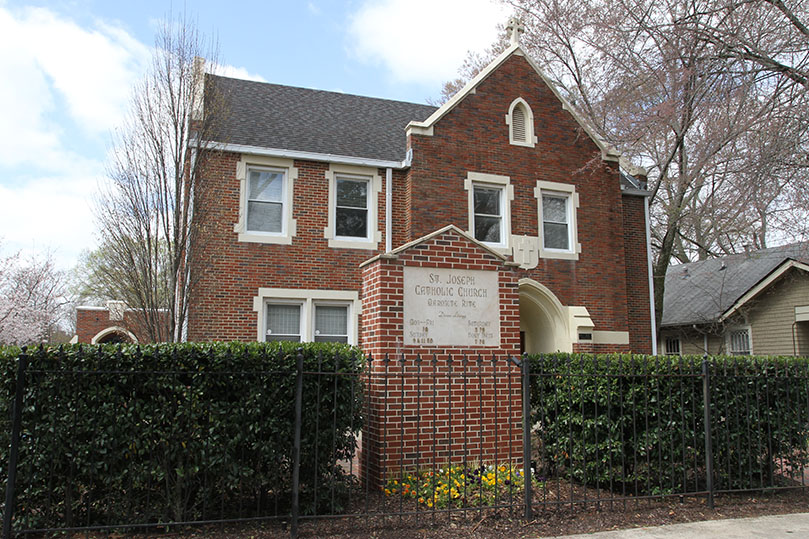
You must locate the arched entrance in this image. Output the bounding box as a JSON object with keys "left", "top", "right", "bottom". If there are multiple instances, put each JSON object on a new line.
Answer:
{"left": 91, "top": 326, "right": 138, "bottom": 344}
{"left": 519, "top": 279, "right": 571, "bottom": 354}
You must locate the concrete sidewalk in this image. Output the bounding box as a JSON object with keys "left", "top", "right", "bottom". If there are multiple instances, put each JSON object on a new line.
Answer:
{"left": 550, "top": 512, "right": 809, "bottom": 538}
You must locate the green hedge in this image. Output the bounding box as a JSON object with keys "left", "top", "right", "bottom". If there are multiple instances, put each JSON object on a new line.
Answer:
{"left": 530, "top": 354, "right": 809, "bottom": 496}
{"left": 0, "top": 342, "right": 364, "bottom": 530}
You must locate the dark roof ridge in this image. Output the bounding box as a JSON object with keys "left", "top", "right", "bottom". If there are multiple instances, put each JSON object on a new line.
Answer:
{"left": 669, "top": 240, "right": 809, "bottom": 272}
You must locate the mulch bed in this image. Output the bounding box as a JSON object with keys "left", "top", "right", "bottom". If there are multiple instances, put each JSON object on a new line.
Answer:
{"left": 119, "top": 487, "right": 809, "bottom": 538}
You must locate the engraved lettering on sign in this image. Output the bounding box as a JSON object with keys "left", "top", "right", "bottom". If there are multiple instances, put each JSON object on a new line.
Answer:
{"left": 403, "top": 267, "right": 500, "bottom": 347}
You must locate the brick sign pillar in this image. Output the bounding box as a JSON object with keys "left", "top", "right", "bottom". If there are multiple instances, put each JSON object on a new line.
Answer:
{"left": 359, "top": 225, "right": 522, "bottom": 486}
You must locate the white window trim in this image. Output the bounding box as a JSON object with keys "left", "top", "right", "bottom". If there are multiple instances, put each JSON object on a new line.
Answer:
{"left": 324, "top": 164, "right": 381, "bottom": 250}
{"left": 505, "top": 97, "right": 537, "bottom": 148}
{"left": 726, "top": 325, "right": 753, "bottom": 355}
{"left": 234, "top": 154, "right": 298, "bottom": 245}
{"left": 464, "top": 172, "right": 513, "bottom": 254}
{"left": 252, "top": 288, "right": 360, "bottom": 344}
{"left": 535, "top": 180, "right": 580, "bottom": 261}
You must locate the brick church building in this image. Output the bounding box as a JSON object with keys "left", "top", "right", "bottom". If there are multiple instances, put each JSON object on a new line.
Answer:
{"left": 186, "top": 20, "right": 655, "bottom": 354}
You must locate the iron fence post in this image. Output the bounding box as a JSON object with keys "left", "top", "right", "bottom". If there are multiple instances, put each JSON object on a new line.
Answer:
{"left": 3, "top": 348, "right": 29, "bottom": 539}
{"left": 291, "top": 350, "right": 304, "bottom": 539}
{"left": 702, "top": 359, "right": 715, "bottom": 509}
{"left": 522, "top": 355, "right": 533, "bottom": 520}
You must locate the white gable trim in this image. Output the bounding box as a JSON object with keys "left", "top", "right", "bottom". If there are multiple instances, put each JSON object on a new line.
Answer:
{"left": 719, "top": 259, "right": 809, "bottom": 322}
{"left": 405, "top": 44, "right": 621, "bottom": 163}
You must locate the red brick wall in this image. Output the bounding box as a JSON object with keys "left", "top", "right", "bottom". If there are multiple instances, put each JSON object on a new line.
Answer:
{"left": 406, "top": 54, "right": 635, "bottom": 343}
{"left": 360, "top": 229, "right": 522, "bottom": 485}
{"left": 75, "top": 308, "right": 151, "bottom": 343}
{"left": 622, "top": 195, "right": 653, "bottom": 352}
{"left": 188, "top": 52, "right": 652, "bottom": 353}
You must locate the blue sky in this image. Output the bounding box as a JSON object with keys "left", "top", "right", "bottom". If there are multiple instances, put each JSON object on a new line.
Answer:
{"left": 0, "top": 0, "right": 510, "bottom": 270}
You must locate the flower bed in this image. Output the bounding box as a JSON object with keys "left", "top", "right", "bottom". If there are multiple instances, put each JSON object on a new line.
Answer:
{"left": 384, "top": 463, "right": 539, "bottom": 509}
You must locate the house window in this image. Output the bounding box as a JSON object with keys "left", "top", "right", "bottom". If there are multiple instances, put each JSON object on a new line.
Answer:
{"left": 265, "top": 303, "right": 302, "bottom": 342}
{"left": 464, "top": 172, "right": 513, "bottom": 251}
{"left": 535, "top": 180, "right": 580, "bottom": 260}
{"left": 664, "top": 337, "right": 681, "bottom": 356}
{"left": 247, "top": 167, "right": 286, "bottom": 233}
{"left": 235, "top": 155, "right": 297, "bottom": 245}
{"left": 542, "top": 194, "right": 570, "bottom": 250}
{"left": 728, "top": 328, "right": 751, "bottom": 355}
{"left": 474, "top": 185, "right": 503, "bottom": 244}
{"left": 506, "top": 97, "right": 536, "bottom": 148}
{"left": 325, "top": 164, "right": 381, "bottom": 249}
{"left": 314, "top": 304, "right": 349, "bottom": 343}
{"left": 253, "top": 288, "right": 359, "bottom": 344}
{"left": 335, "top": 176, "right": 369, "bottom": 239}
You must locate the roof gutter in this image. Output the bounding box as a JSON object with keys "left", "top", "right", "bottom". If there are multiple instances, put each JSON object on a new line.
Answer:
{"left": 205, "top": 141, "right": 409, "bottom": 169}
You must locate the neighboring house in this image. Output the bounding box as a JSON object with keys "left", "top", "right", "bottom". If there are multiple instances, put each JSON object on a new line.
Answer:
{"left": 188, "top": 21, "right": 655, "bottom": 354}
{"left": 659, "top": 242, "right": 809, "bottom": 357}
{"left": 74, "top": 301, "right": 147, "bottom": 344}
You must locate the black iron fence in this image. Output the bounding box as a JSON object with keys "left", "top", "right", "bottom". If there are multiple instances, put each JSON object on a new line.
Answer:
{"left": 2, "top": 346, "right": 809, "bottom": 538}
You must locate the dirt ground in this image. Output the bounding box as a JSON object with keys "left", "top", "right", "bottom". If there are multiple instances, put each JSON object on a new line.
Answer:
{"left": 147, "top": 488, "right": 809, "bottom": 538}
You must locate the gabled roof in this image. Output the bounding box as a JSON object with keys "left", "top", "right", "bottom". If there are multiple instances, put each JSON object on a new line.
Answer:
{"left": 661, "top": 242, "right": 809, "bottom": 327}
{"left": 406, "top": 43, "right": 623, "bottom": 164}
{"left": 206, "top": 75, "right": 436, "bottom": 164}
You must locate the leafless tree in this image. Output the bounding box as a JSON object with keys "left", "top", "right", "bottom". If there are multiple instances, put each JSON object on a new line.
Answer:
{"left": 94, "top": 13, "right": 228, "bottom": 342}
{"left": 437, "top": 0, "right": 808, "bottom": 331}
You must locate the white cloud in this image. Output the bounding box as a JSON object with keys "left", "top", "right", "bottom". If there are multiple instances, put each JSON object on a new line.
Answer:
{"left": 307, "top": 2, "right": 322, "bottom": 16}
{"left": 213, "top": 63, "right": 267, "bottom": 82}
{"left": 348, "top": 0, "right": 511, "bottom": 86}
{"left": 0, "top": 170, "right": 102, "bottom": 269}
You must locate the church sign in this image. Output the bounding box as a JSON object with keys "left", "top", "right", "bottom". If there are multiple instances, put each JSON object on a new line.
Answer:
{"left": 403, "top": 267, "right": 500, "bottom": 347}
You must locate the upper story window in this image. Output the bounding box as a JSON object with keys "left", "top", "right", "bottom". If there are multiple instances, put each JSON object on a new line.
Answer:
{"left": 464, "top": 172, "right": 513, "bottom": 252}
{"left": 325, "top": 164, "right": 381, "bottom": 250}
{"left": 235, "top": 155, "right": 297, "bottom": 245}
{"left": 506, "top": 97, "right": 536, "bottom": 148}
{"left": 535, "top": 180, "right": 580, "bottom": 261}
{"left": 335, "top": 176, "right": 369, "bottom": 239}
{"left": 474, "top": 185, "right": 503, "bottom": 243}
{"left": 247, "top": 167, "right": 286, "bottom": 233}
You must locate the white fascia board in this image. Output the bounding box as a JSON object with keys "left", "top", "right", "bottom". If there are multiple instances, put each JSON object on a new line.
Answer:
{"left": 621, "top": 186, "right": 652, "bottom": 197}
{"left": 208, "top": 142, "right": 407, "bottom": 169}
{"left": 719, "top": 260, "right": 809, "bottom": 322}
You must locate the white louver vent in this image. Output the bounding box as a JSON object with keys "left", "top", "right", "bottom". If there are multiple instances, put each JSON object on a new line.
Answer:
{"left": 512, "top": 105, "right": 527, "bottom": 142}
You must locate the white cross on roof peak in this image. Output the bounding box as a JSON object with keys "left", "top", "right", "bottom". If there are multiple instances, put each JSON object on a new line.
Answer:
{"left": 507, "top": 17, "right": 525, "bottom": 46}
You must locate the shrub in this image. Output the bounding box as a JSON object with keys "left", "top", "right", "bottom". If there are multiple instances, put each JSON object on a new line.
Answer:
{"left": 0, "top": 342, "right": 364, "bottom": 530}
{"left": 529, "top": 354, "right": 809, "bottom": 496}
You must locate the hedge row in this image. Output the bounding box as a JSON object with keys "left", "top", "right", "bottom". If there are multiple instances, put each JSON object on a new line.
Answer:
{"left": 0, "top": 342, "right": 364, "bottom": 530}
{"left": 529, "top": 354, "right": 809, "bottom": 496}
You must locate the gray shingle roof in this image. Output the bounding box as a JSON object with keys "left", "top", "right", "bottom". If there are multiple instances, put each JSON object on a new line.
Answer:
{"left": 206, "top": 75, "right": 437, "bottom": 163}
{"left": 661, "top": 242, "right": 809, "bottom": 327}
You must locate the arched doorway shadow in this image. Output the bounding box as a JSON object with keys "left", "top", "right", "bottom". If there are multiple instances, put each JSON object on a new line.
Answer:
{"left": 91, "top": 326, "right": 138, "bottom": 344}
{"left": 519, "top": 278, "right": 571, "bottom": 354}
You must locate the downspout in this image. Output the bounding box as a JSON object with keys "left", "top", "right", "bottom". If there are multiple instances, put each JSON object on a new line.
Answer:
{"left": 645, "top": 196, "right": 658, "bottom": 355}
{"left": 385, "top": 168, "right": 393, "bottom": 253}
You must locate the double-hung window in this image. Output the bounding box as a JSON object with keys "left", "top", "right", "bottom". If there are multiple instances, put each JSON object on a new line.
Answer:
{"left": 265, "top": 303, "right": 302, "bottom": 342}
{"left": 235, "top": 155, "right": 297, "bottom": 245}
{"left": 542, "top": 193, "right": 570, "bottom": 250}
{"left": 335, "top": 176, "right": 369, "bottom": 239}
{"left": 535, "top": 180, "right": 580, "bottom": 260}
{"left": 465, "top": 172, "right": 512, "bottom": 251}
{"left": 247, "top": 167, "right": 286, "bottom": 234}
{"left": 313, "top": 304, "right": 349, "bottom": 343}
{"left": 325, "top": 165, "right": 381, "bottom": 249}
{"left": 473, "top": 185, "right": 503, "bottom": 244}
{"left": 254, "top": 288, "right": 359, "bottom": 344}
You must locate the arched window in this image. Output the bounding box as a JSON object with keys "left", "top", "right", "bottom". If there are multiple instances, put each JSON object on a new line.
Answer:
{"left": 506, "top": 98, "right": 535, "bottom": 147}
